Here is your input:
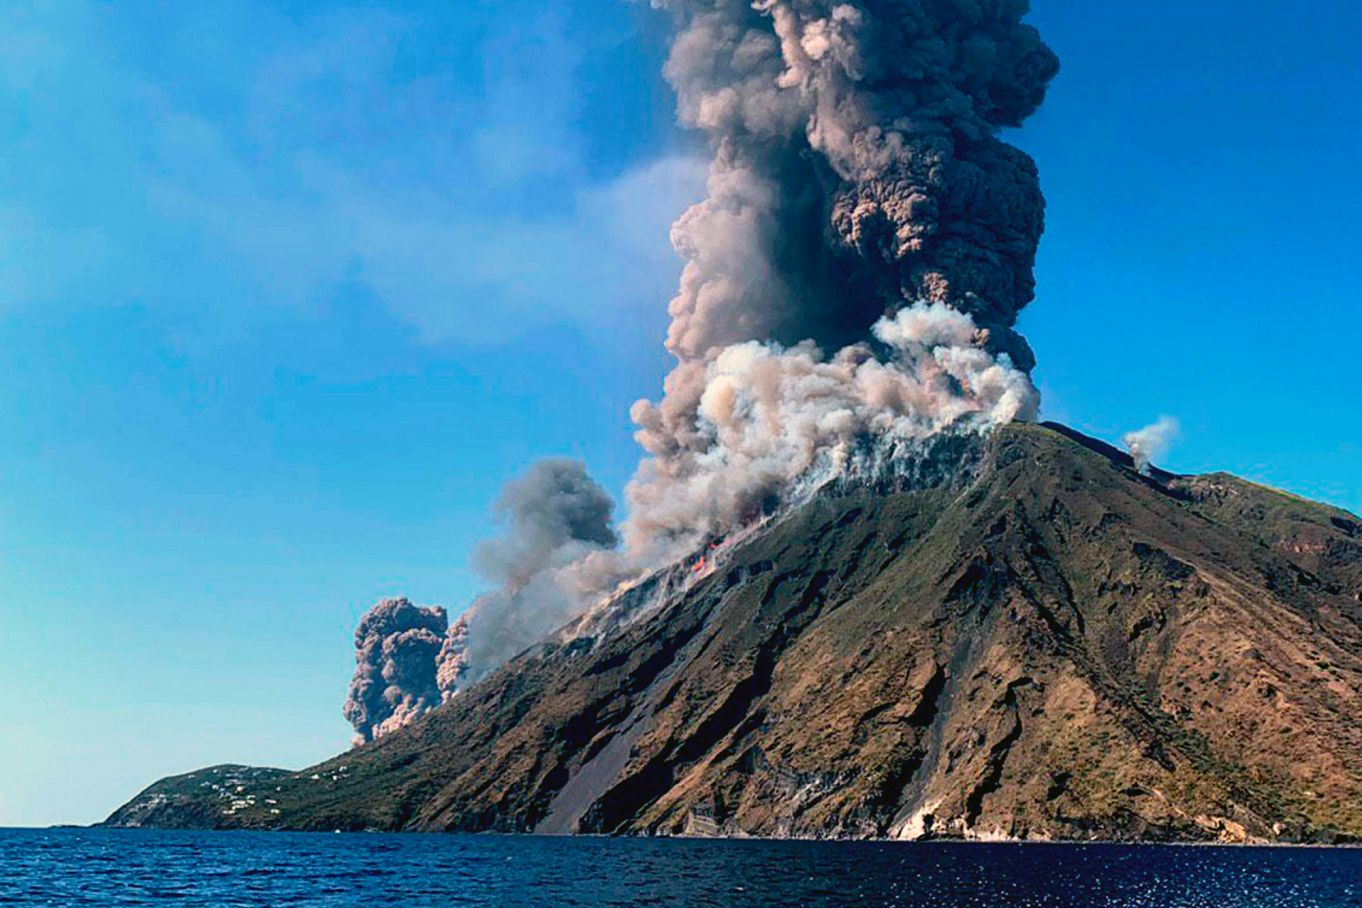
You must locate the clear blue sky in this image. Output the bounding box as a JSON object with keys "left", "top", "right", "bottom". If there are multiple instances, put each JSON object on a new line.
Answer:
{"left": 1, "top": 1, "right": 1357, "bottom": 827}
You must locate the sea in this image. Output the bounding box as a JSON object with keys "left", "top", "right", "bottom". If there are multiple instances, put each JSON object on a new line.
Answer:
{"left": 1, "top": 828, "right": 1358, "bottom": 907}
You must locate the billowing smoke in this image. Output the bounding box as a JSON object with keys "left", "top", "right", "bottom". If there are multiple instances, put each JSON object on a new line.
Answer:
{"left": 453, "top": 459, "right": 620, "bottom": 684}
{"left": 650, "top": 0, "right": 1057, "bottom": 367}
{"left": 624, "top": 0, "right": 1057, "bottom": 555}
{"left": 627, "top": 303, "right": 1036, "bottom": 550}
{"left": 1124, "top": 417, "right": 1180, "bottom": 475}
{"left": 341, "top": 463, "right": 619, "bottom": 741}
{"left": 436, "top": 614, "right": 469, "bottom": 701}
{"left": 343, "top": 0, "right": 1060, "bottom": 726}
{"left": 343, "top": 597, "right": 449, "bottom": 744}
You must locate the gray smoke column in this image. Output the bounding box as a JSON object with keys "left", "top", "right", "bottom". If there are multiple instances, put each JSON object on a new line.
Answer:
{"left": 453, "top": 459, "right": 620, "bottom": 683}
{"left": 343, "top": 597, "right": 449, "bottom": 744}
{"left": 625, "top": 0, "right": 1059, "bottom": 554}
{"left": 651, "top": 0, "right": 1057, "bottom": 364}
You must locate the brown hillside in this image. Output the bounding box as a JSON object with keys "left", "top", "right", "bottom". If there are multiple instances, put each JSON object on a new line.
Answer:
{"left": 106, "top": 423, "right": 1362, "bottom": 843}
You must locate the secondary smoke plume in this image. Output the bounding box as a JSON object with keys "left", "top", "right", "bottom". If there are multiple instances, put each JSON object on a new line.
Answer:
{"left": 1124, "top": 417, "right": 1180, "bottom": 475}
{"left": 452, "top": 459, "right": 620, "bottom": 685}
{"left": 341, "top": 463, "right": 619, "bottom": 741}
{"left": 343, "top": 597, "right": 449, "bottom": 744}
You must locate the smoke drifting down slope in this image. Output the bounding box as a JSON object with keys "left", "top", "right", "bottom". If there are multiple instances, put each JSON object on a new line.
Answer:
{"left": 346, "top": 0, "right": 1058, "bottom": 741}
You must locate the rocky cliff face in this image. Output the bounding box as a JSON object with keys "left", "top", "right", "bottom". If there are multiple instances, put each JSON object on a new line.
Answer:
{"left": 105, "top": 424, "right": 1362, "bottom": 843}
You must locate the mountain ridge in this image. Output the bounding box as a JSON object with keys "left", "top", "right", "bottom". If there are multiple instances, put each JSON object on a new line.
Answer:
{"left": 104, "top": 423, "right": 1362, "bottom": 843}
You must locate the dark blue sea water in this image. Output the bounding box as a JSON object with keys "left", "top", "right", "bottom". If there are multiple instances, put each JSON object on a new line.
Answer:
{"left": 1, "top": 828, "right": 1359, "bottom": 907}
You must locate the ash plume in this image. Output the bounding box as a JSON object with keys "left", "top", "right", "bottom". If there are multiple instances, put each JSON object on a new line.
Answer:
{"left": 343, "top": 597, "right": 449, "bottom": 744}
{"left": 651, "top": 0, "right": 1057, "bottom": 365}
{"left": 624, "top": 0, "right": 1058, "bottom": 554}
{"left": 1124, "top": 416, "right": 1180, "bottom": 475}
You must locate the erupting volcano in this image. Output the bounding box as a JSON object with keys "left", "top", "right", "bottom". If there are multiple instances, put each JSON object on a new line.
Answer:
{"left": 106, "top": 2, "right": 1362, "bottom": 843}
{"left": 344, "top": 0, "right": 1062, "bottom": 739}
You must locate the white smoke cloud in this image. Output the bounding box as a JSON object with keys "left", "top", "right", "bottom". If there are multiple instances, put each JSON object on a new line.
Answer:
{"left": 1124, "top": 417, "right": 1180, "bottom": 475}
{"left": 626, "top": 303, "right": 1036, "bottom": 554}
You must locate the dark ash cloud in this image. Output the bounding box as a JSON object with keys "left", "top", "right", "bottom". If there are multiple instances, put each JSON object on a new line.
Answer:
{"left": 343, "top": 597, "right": 448, "bottom": 744}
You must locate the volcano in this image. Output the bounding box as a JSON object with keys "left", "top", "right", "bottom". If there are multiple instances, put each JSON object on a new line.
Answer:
{"left": 105, "top": 423, "right": 1362, "bottom": 843}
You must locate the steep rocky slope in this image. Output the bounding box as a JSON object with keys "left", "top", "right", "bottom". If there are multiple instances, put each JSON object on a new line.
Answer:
{"left": 105, "top": 424, "right": 1362, "bottom": 842}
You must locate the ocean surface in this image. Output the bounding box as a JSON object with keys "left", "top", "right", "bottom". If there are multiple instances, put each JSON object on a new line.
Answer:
{"left": 1, "top": 828, "right": 1359, "bottom": 907}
